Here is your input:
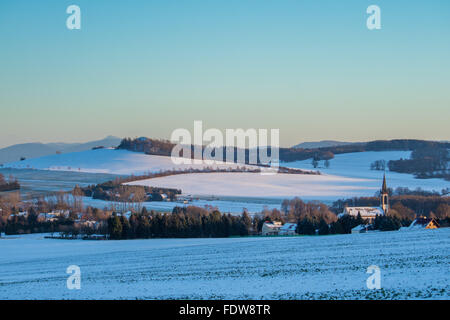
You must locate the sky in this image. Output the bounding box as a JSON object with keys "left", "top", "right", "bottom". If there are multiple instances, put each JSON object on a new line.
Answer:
{"left": 0, "top": 0, "right": 449, "bottom": 148}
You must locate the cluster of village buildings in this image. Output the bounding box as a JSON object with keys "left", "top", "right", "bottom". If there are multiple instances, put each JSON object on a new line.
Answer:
{"left": 261, "top": 175, "right": 441, "bottom": 236}
{"left": 4, "top": 175, "right": 442, "bottom": 236}
{"left": 7, "top": 209, "right": 101, "bottom": 230}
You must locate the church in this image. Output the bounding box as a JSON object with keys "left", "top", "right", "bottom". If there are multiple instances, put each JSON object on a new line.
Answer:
{"left": 338, "top": 174, "right": 389, "bottom": 222}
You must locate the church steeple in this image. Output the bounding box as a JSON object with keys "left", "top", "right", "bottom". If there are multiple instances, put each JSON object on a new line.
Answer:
{"left": 381, "top": 173, "right": 388, "bottom": 193}
{"left": 380, "top": 174, "right": 389, "bottom": 214}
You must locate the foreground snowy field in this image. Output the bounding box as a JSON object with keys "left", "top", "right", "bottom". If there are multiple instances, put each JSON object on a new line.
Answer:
{"left": 0, "top": 229, "right": 448, "bottom": 299}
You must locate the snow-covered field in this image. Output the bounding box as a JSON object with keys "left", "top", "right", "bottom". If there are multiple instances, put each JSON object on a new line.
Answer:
{"left": 125, "top": 150, "right": 448, "bottom": 199}
{"left": 126, "top": 172, "right": 372, "bottom": 199}
{"left": 283, "top": 151, "right": 448, "bottom": 193}
{"left": 4, "top": 149, "right": 448, "bottom": 202}
{"left": 4, "top": 148, "right": 255, "bottom": 175}
{"left": 82, "top": 197, "right": 281, "bottom": 214}
{"left": 0, "top": 229, "right": 448, "bottom": 299}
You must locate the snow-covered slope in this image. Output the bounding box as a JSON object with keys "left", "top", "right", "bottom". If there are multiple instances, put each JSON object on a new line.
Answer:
{"left": 4, "top": 148, "right": 255, "bottom": 175}
{"left": 283, "top": 151, "right": 448, "bottom": 193}
{"left": 0, "top": 136, "right": 121, "bottom": 164}
{"left": 125, "top": 151, "right": 448, "bottom": 199}
{"left": 126, "top": 172, "right": 372, "bottom": 199}
{"left": 5, "top": 149, "right": 448, "bottom": 200}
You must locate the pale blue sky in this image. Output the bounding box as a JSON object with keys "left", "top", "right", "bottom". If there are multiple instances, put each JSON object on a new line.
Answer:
{"left": 0, "top": 0, "right": 449, "bottom": 148}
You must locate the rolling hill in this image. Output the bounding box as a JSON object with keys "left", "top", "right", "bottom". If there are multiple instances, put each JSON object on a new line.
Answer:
{"left": 0, "top": 136, "right": 121, "bottom": 164}
{"left": 4, "top": 147, "right": 448, "bottom": 200}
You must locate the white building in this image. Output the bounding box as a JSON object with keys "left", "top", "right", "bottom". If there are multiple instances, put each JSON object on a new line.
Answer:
{"left": 279, "top": 223, "right": 297, "bottom": 236}
{"left": 261, "top": 221, "right": 282, "bottom": 236}
{"left": 339, "top": 174, "right": 389, "bottom": 222}
{"left": 339, "top": 207, "right": 384, "bottom": 221}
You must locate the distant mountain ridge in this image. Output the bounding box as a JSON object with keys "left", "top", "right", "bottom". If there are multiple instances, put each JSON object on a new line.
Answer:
{"left": 0, "top": 136, "right": 122, "bottom": 164}
{"left": 292, "top": 140, "right": 359, "bottom": 149}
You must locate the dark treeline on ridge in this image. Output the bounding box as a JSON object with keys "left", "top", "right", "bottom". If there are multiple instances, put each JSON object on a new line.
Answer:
{"left": 387, "top": 147, "right": 449, "bottom": 180}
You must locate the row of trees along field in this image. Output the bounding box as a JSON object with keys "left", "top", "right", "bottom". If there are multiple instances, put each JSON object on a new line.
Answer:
{"left": 108, "top": 207, "right": 254, "bottom": 239}
{"left": 1, "top": 188, "right": 449, "bottom": 238}
{"left": 0, "top": 173, "right": 20, "bottom": 192}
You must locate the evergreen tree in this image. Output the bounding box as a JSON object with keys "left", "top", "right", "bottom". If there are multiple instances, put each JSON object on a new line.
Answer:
{"left": 108, "top": 213, "right": 123, "bottom": 239}
{"left": 296, "top": 218, "right": 316, "bottom": 235}
{"left": 318, "top": 219, "right": 329, "bottom": 235}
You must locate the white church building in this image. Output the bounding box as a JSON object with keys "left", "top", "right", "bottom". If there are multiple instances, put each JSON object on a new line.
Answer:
{"left": 338, "top": 174, "right": 389, "bottom": 222}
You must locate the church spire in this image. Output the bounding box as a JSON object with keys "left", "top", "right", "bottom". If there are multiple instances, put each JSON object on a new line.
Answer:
{"left": 380, "top": 173, "right": 389, "bottom": 214}
{"left": 381, "top": 173, "right": 388, "bottom": 194}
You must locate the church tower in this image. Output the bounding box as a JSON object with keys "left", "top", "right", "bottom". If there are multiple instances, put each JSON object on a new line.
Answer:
{"left": 380, "top": 174, "right": 389, "bottom": 214}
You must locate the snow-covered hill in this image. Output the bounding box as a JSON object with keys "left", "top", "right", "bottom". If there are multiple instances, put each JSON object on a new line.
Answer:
{"left": 292, "top": 140, "right": 357, "bottom": 149}
{"left": 0, "top": 136, "right": 121, "bottom": 164}
{"left": 4, "top": 149, "right": 448, "bottom": 200}
{"left": 283, "top": 151, "right": 448, "bottom": 194}
{"left": 126, "top": 172, "right": 371, "bottom": 199}
{"left": 3, "top": 148, "right": 255, "bottom": 175}
{"left": 126, "top": 150, "right": 448, "bottom": 199}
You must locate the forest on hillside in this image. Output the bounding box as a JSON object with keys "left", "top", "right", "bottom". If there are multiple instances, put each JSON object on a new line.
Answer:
{"left": 118, "top": 137, "right": 449, "bottom": 166}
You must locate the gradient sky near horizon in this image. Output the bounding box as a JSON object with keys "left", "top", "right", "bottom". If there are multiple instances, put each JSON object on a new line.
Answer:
{"left": 1, "top": 0, "right": 449, "bottom": 148}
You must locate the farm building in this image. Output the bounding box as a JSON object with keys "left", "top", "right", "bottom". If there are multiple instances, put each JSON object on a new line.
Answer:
{"left": 261, "top": 221, "right": 282, "bottom": 236}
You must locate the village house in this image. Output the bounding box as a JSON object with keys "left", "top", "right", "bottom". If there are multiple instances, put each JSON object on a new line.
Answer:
{"left": 8, "top": 211, "right": 28, "bottom": 220}
{"left": 351, "top": 224, "right": 377, "bottom": 234}
{"left": 261, "top": 221, "right": 282, "bottom": 236}
{"left": 403, "top": 217, "right": 440, "bottom": 231}
{"left": 148, "top": 193, "right": 169, "bottom": 201}
{"left": 261, "top": 222, "right": 298, "bottom": 236}
{"left": 339, "top": 174, "right": 389, "bottom": 222}
{"left": 36, "top": 210, "right": 71, "bottom": 222}
{"left": 37, "top": 213, "right": 57, "bottom": 222}
{"left": 279, "top": 223, "right": 297, "bottom": 236}
{"left": 74, "top": 220, "right": 100, "bottom": 229}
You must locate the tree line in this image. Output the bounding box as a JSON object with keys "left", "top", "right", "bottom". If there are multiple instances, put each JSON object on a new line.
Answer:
{"left": 0, "top": 173, "right": 20, "bottom": 192}
{"left": 388, "top": 146, "right": 449, "bottom": 180}
{"left": 2, "top": 188, "right": 449, "bottom": 238}
{"left": 108, "top": 206, "right": 254, "bottom": 239}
